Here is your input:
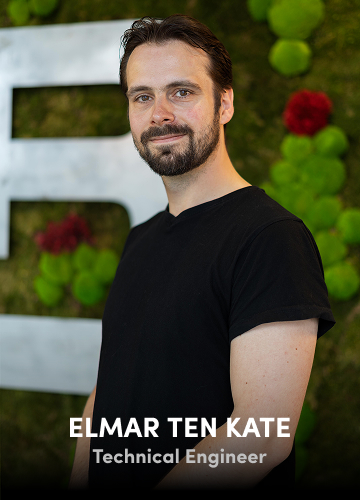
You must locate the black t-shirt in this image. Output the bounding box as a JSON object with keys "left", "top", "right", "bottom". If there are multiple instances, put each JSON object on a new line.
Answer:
{"left": 88, "top": 186, "right": 335, "bottom": 490}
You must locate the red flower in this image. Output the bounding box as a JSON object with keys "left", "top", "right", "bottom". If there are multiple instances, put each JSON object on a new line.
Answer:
{"left": 34, "top": 213, "right": 93, "bottom": 254}
{"left": 283, "top": 89, "right": 333, "bottom": 136}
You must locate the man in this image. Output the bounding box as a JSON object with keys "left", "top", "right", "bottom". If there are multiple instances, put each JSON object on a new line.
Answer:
{"left": 69, "top": 14, "right": 335, "bottom": 490}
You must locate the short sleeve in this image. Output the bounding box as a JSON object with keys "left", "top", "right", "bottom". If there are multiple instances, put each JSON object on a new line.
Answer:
{"left": 229, "top": 219, "right": 336, "bottom": 342}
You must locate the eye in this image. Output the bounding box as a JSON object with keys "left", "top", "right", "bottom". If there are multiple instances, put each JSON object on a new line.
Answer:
{"left": 175, "top": 89, "right": 192, "bottom": 98}
{"left": 135, "top": 94, "right": 151, "bottom": 103}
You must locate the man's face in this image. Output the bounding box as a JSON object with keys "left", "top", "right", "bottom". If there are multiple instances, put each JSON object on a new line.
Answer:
{"left": 126, "top": 40, "right": 222, "bottom": 177}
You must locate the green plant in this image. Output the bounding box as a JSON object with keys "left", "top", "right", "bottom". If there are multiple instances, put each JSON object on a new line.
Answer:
{"left": 249, "top": 0, "right": 325, "bottom": 77}
{"left": 336, "top": 208, "right": 360, "bottom": 245}
{"left": 72, "top": 243, "right": 98, "bottom": 271}
{"left": 247, "top": 0, "right": 273, "bottom": 22}
{"left": 324, "top": 262, "right": 360, "bottom": 301}
{"left": 268, "top": 0, "right": 325, "bottom": 39}
{"left": 28, "top": 0, "right": 58, "bottom": 17}
{"left": 314, "top": 231, "right": 347, "bottom": 268}
{"left": 269, "top": 39, "right": 312, "bottom": 77}
{"left": 7, "top": 0, "right": 59, "bottom": 26}
{"left": 39, "top": 252, "right": 73, "bottom": 285}
{"left": 72, "top": 271, "right": 105, "bottom": 306}
{"left": 280, "top": 134, "right": 314, "bottom": 165}
{"left": 300, "top": 155, "right": 346, "bottom": 196}
{"left": 93, "top": 249, "right": 119, "bottom": 284}
{"left": 295, "top": 401, "right": 316, "bottom": 481}
{"left": 313, "top": 125, "right": 349, "bottom": 157}
{"left": 34, "top": 275, "right": 64, "bottom": 307}
{"left": 7, "top": 0, "right": 30, "bottom": 25}
{"left": 275, "top": 183, "right": 316, "bottom": 216}
{"left": 33, "top": 214, "right": 119, "bottom": 307}
{"left": 261, "top": 89, "right": 359, "bottom": 302}
{"left": 269, "top": 160, "right": 299, "bottom": 186}
{"left": 305, "top": 196, "right": 342, "bottom": 231}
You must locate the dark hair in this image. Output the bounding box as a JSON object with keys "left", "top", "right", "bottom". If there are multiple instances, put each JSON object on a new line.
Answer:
{"left": 119, "top": 14, "right": 232, "bottom": 109}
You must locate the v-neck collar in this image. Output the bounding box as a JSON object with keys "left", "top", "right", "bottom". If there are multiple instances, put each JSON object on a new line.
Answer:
{"left": 163, "top": 186, "right": 259, "bottom": 224}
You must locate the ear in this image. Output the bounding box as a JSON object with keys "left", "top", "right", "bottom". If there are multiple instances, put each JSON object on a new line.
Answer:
{"left": 219, "top": 88, "right": 234, "bottom": 125}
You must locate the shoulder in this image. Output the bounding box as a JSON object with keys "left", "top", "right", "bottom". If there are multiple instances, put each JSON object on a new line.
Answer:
{"left": 217, "top": 186, "right": 312, "bottom": 260}
{"left": 227, "top": 186, "right": 303, "bottom": 239}
{"left": 120, "top": 210, "right": 164, "bottom": 258}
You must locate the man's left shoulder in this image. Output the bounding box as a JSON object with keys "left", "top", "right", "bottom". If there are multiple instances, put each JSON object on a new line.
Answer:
{"left": 223, "top": 186, "right": 302, "bottom": 242}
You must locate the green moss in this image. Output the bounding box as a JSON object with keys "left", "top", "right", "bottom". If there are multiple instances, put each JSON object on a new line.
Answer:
{"left": 305, "top": 195, "right": 342, "bottom": 231}
{"left": 336, "top": 208, "right": 360, "bottom": 245}
{"left": 314, "top": 231, "right": 347, "bottom": 268}
{"left": 280, "top": 134, "right": 314, "bottom": 165}
{"left": 275, "top": 183, "right": 316, "bottom": 216}
{"left": 300, "top": 155, "right": 346, "bottom": 195}
{"left": 39, "top": 252, "right": 73, "bottom": 285}
{"left": 72, "top": 243, "right": 98, "bottom": 271}
{"left": 313, "top": 125, "right": 349, "bottom": 157}
{"left": 7, "top": 0, "right": 30, "bottom": 25}
{"left": 295, "top": 401, "right": 316, "bottom": 445}
{"left": 268, "top": 0, "right": 325, "bottom": 39}
{"left": 93, "top": 249, "right": 119, "bottom": 284}
{"left": 269, "top": 160, "right": 299, "bottom": 186}
{"left": 324, "top": 261, "right": 360, "bottom": 301}
{"left": 247, "top": 0, "right": 273, "bottom": 22}
{"left": 29, "top": 0, "right": 59, "bottom": 17}
{"left": 72, "top": 271, "right": 104, "bottom": 306}
{"left": 34, "top": 275, "right": 63, "bottom": 307}
{"left": 269, "top": 39, "right": 312, "bottom": 77}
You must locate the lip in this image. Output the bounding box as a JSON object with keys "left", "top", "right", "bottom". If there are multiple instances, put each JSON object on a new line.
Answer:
{"left": 149, "top": 134, "right": 186, "bottom": 144}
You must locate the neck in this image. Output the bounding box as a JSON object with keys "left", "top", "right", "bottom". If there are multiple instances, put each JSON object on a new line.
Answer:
{"left": 162, "top": 135, "right": 251, "bottom": 217}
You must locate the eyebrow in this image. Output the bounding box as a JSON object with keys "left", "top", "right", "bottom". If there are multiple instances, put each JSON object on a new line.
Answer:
{"left": 126, "top": 80, "right": 203, "bottom": 98}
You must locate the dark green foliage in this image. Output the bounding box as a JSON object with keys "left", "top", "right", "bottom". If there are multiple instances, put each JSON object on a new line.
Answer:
{"left": 247, "top": 0, "right": 273, "bottom": 22}
{"left": 294, "top": 402, "right": 316, "bottom": 481}
{"left": 34, "top": 275, "right": 64, "bottom": 306}
{"left": 268, "top": 0, "right": 325, "bottom": 39}
{"left": 93, "top": 249, "right": 119, "bottom": 284}
{"left": 39, "top": 252, "right": 72, "bottom": 285}
{"left": 324, "top": 261, "right": 360, "bottom": 300}
{"left": 72, "top": 270, "right": 105, "bottom": 306}
{"left": 300, "top": 155, "right": 346, "bottom": 195}
{"left": 275, "top": 183, "right": 316, "bottom": 216}
{"left": 269, "top": 160, "right": 299, "bottom": 186}
{"left": 7, "top": 0, "right": 30, "bottom": 25}
{"left": 314, "top": 231, "right": 347, "bottom": 268}
{"left": 280, "top": 134, "right": 314, "bottom": 165}
{"left": 29, "top": 0, "right": 58, "bottom": 16}
{"left": 269, "top": 39, "right": 312, "bottom": 76}
{"left": 295, "top": 402, "right": 317, "bottom": 445}
{"left": 306, "top": 196, "right": 342, "bottom": 231}
{"left": 314, "top": 125, "right": 349, "bottom": 157}
{"left": 336, "top": 208, "right": 360, "bottom": 245}
{"left": 71, "top": 243, "right": 98, "bottom": 271}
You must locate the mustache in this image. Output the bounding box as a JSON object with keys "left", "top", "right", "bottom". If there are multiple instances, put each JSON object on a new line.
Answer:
{"left": 141, "top": 124, "right": 193, "bottom": 145}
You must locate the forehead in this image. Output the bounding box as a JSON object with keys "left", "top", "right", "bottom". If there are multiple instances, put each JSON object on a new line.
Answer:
{"left": 126, "top": 40, "right": 212, "bottom": 90}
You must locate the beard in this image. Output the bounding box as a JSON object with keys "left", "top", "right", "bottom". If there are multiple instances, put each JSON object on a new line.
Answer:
{"left": 132, "top": 112, "right": 221, "bottom": 177}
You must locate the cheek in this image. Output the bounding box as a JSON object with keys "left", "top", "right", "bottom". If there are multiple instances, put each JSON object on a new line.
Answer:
{"left": 184, "top": 106, "right": 208, "bottom": 126}
{"left": 128, "top": 114, "right": 142, "bottom": 138}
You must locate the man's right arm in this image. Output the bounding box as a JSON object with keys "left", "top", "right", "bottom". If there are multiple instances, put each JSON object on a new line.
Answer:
{"left": 68, "top": 385, "right": 96, "bottom": 489}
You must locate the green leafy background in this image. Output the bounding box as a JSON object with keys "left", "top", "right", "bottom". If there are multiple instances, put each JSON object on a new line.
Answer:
{"left": 1, "top": 0, "right": 360, "bottom": 491}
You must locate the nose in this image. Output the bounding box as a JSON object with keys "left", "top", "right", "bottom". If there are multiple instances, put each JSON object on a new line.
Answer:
{"left": 151, "top": 95, "right": 175, "bottom": 125}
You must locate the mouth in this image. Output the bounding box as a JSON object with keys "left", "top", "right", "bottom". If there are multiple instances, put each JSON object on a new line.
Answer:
{"left": 149, "top": 134, "right": 186, "bottom": 144}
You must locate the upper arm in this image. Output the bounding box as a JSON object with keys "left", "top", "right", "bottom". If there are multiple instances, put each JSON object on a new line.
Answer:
{"left": 230, "top": 318, "right": 318, "bottom": 446}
